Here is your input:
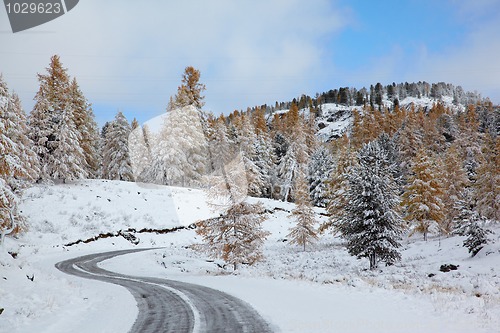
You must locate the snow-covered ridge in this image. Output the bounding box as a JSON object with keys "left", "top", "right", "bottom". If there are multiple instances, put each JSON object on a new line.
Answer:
{"left": 274, "top": 93, "right": 469, "bottom": 142}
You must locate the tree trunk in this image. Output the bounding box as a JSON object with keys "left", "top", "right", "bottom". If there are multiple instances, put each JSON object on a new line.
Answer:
{"left": 369, "top": 253, "right": 377, "bottom": 270}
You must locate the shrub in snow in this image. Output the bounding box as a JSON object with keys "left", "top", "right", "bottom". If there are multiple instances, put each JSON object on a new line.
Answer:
{"left": 196, "top": 202, "right": 269, "bottom": 270}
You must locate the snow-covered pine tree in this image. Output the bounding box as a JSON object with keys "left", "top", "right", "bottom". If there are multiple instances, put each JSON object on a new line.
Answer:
{"left": 287, "top": 170, "right": 318, "bottom": 251}
{"left": 69, "top": 78, "right": 100, "bottom": 177}
{"left": 335, "top": 140, "right": 404, "bottom": 270}
{"left": 29, "top": 55, "right": 72, "bottom": 180}
{"left": 322, "top": 134, "right": 353, "bottom": 233}
{"left": 147, "top": 105, "right": 207, "bottom": 186}
{"left": 128, "top": 124, "right": 152, "bottom": 181}
{"left": 209, "top": 117, "right": 235, "bottom": 171}
{"left": 237, "top": 116, "right": 266, "bottom": 197}
{"left": 6, "top": 93, "right": 39, "bottom": 185}
{"left": 0, "top": 76, "right": 38, "bottom": 231}
{"left": 0, "top": 178, "right": 16, "bottom": 231}
{"left": 0, "top": 77, "right": 16, "bottom": 230}
{"left": 308, "top": 145, "right": 334, "bottom": 207}
{"left": 401, "top": 148, "right": 445, "bottom": 240}
{"left": 45, "top": 105, "right": 87, "bottom": 182}
{"left": 278, "top": 122, "right": 308, "bottom": 202}
{"left": 473, "top": 133, "right": 499, "bottom": 222}
{"left": 454, "top": 194, "right": 492, "bottom": 257}
{"left": 254, "top": 130, "right": 275, "bottom": 198}
{"left": 101, "top": 112, "right": 134, "bottom": 181}
{"left": 440, "top": 144, "right": 470, "bottom": 233}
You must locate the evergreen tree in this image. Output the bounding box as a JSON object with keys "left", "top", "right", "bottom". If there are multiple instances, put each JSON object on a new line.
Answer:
{"left": 69, "top": 78, "right": 99, "bottom": 177}
{"left": 49, "top": 106, "right": 87, "bottom": 182}
{"left": 335, "top": 141, "right": 403, "bottom": 270}
{"left": 454, "top": 197, "right": 492, "bottom": 257}
{"left": 473, "top": 133, "right": 499, "bottom": 222}
{"left": 169, "top": 66, "right": 206, "bottom": 110}
{"left": 29, "top": 55, "right": 73, "bottom": 180}
{"left": 254, "top": 130, "right": 275, "bottom": 198}
{"left": 238, "top": 116, "right": 266, "bottom": 197}
{"left": 278, "top": 125, "right": 308, "bottom": 202}
{"left": 128, "top": 124, "right": 153, "bottom": 181}
{"left": 308, "top": 145, "right": 334, "bottom": 207}
{"left": 401, "top": 148, "right": 445, "bottom": 240}
{"left": 147, "top": 105, "right": 207, "bottom": 186}
{"left": 287, "top": 170, "right": 318, "bottom": 251}
{"left": 0, "top": 76, "right": 37, "bottom": 231}
{"left": 101, "top": 112, "right": 134, "bottom": 181}
{"left": 209, "top": 117, "right": 235, "bottom": 171}
{"left": 322, "top": 134, "right": 354, "bottom": 233}
{"left": 2, "top": 92, "right": 39, "bottom": 189}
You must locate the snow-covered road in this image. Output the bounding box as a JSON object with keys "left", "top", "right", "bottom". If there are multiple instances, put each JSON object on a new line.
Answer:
{"left": 55, "top": 249, "right": 272, "bottom": 333}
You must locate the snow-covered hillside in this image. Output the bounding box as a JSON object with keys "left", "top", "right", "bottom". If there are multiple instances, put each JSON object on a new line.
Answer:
{"left": 275, "top": 94, "right": 469, "bottom": 142}
{"left": 1, "top": 180, "right": 499, "bottom": 332}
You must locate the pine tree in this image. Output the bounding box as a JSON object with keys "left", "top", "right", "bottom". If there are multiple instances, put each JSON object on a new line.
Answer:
{"left": 128, "top": 124, "right": 152, "bottom": 181}
{"left": 473, "top": 133, "right": 499, "bottom": 222}
{"left": 169, "top": 66, "right": 206, "bottom": 110}
{"left": 322, "top": 134, "right": 354, "bottom": 233}
{"left": 0, "top": 76, "right": 37, "bottom": 232}
{"left": 335, "top": 141, "right": 403, "bottom": 270}
{"left": 278, "top": 120, "right": 309, "bottom": 202}
{"left": 401, "top": 148, "right": 445, "bottom": 240}
{"left": 308, "top": 145, "right": 334, "bottom": 207}
{"left": 29, "top": 55, "right": 73, "bottom": 180}
{"left": 2, "top": 92, "right": 39, "bottom": 188}
{"left": 209, "top": 117, "right": 235, "bottom": 171}
{"left": 69, "top": 78, "right": 99, "bottom": 177}
{"left": 101, "top": 112, "right": 134, "bottom": 181}
{"left": 254, "top": 130, "right": 275, "bottom": 198}
{"left": 49, "top": 106, "right": 87, "bottom": 182}
{"left": 147, "top": 105, "right": 207, "bottom": 186}
{"left": 454, "top": 197, "right": 492, "bottom": 257}
{"left": 238, "top": 116, "right": 266, "bottom": 197}
{"left": 287, "top": 170, "right": 318, "bottom": 251}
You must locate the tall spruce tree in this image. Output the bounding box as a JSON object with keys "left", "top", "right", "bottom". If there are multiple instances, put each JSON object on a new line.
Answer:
{"left": 101, "top": 112, "right": 134, "bottom": 181}
{"left": 147, "top": 105, "right": 207, "bottom": 186}
{"left": 29, "top": 55, "right": 87, "bottom": 181}
{"left": 0, "top": 76, "right": 38, "bottom": 231}
{"left": 308, "top": 145, "right": 334, "bottom": 207}
{"left": 335, "top": 140, "right": 404, "bottom": 270}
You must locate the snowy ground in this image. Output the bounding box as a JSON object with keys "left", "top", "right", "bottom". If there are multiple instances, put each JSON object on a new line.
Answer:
{"left": 1, "top": 180, "right": 499, "bottom": 332}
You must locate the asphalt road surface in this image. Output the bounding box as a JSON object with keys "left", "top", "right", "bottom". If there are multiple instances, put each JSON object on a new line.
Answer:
{"left": 56, "top": 249, "right": 273, "bottom": 333}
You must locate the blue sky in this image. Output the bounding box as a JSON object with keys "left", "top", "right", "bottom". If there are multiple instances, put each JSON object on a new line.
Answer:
{"left": 1, "top": 0, "right": 499, "bottom": 126}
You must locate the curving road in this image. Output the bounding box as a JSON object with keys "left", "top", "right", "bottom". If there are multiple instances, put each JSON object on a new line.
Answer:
{"left": 55, "top": 249, "right": 273, "bottom": 333}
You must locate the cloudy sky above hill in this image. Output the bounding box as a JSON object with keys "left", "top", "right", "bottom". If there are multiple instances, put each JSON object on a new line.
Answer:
{"left": 1, "top": 0, "right": 499, "bottom": 124}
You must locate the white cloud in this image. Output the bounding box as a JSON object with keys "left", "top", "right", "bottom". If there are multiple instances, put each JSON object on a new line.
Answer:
{"left": 0, "top": 0, "right": 349, "bottom": 122}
